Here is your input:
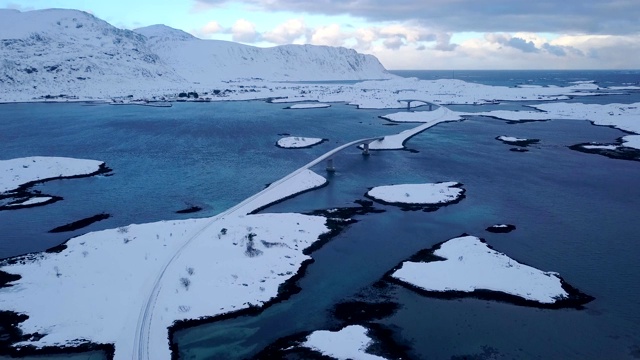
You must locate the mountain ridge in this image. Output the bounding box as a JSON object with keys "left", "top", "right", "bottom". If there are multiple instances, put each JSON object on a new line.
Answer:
{"left": 0, "top": 8, "right": 392, "bottom": 102}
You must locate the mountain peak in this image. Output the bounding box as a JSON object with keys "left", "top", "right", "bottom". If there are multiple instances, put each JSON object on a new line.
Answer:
{"left": 134, "top": 24, "right": 196, "bottom": 42}
{"left": 0, "top": 8, "right": 391, "bottom": 102}
{"left": 0, "top": 8, "right": 110, "bottom": 40}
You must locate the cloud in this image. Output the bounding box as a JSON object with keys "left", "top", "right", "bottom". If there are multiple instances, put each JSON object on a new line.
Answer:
{"left": 263, "top": 19, "right": 306, "bottom": 44}
{"left": 193, "top": 0, "right": 640, "bottom": 35}
{"left": 310, "top": 24, "right": 346, "bottom": 47}
{"left": 383, "top": 36, "right": 405, "bottom": 50}
{"left": 542, "top": 43, "right": 566, "bottom": 56}
{"left": 200, "top": 21, "right": 224, "bottom": 35}
{"left": 505, "top": 37, "right": 539, "bottom": 53}
{"left": 433, "top": 33, "right": 457, "bottom": 51}
{"left": 190, "top": 0, "right": 218, "bottom": 13}
{"left": 482, "top": 33, "right": 589, "bottom": 58}
{"left": 231, "top": 19, "right": 260, "bottom": 43}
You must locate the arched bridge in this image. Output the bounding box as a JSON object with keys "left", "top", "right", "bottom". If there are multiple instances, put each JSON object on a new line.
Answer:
{"left": 398, "top": 99, "right": 439, "bottom": 111}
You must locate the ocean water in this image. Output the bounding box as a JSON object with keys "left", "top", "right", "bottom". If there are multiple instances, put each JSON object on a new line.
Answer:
{"left": 389, "top": 69, "right": 640, "bottom": 88}
{"left": 1, "top": 71, "right": 639, "bottom": 359}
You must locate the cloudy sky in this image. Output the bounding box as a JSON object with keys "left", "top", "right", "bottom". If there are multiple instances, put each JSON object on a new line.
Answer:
{"left": 2, "top": 0, "right": 639, "bottom": 70}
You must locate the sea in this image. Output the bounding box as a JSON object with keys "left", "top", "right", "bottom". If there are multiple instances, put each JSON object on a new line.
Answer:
{"left": 1, "top": 70, "right": 639, "bottom": 359}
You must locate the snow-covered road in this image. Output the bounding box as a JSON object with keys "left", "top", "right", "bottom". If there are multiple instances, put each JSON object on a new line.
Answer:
{"left": 134, "top": 135, "right": 385, "bottom": 360}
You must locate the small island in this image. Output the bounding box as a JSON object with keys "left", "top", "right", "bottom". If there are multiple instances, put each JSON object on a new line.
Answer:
{"left": 276, "top": 136, "right": 327, "bottom": 149}
{"left": 2, "top": 196, "right": 61, "bottom": 210}
{"left": 486, "top": 224, "right": 516, "bottom": 233}
{"left": 365, "top": 181, "right": 465, "bottom": 210}
{"left": 255, "top": 324, "right": 408, "bottom": 360}
{"left": 569, "top": 135, "right": 640, "bottom": 162}
{"left": 286, "top": 103, "right": 331, "bottom": 109}
{"left": 496, "top": 135, "right": 540, "bottom": 147}
{"left": 389, "top": 235, "right": 593, "bottom": 308}
{"left": 0, "top": 156, "right": 111, "bottom": 211}
{"left": 301, "top": 325, "right": 388, "bottom": 360}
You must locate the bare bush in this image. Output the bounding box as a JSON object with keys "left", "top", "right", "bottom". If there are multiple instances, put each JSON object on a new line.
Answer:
{"left": 180, "top": 277, "right": 191, "bottom": 290}
{"left": 245, "top": 240, "right": 263, "bottom": 257}
{"left": 261, "top": 240, "right": 289, "bottom": 248}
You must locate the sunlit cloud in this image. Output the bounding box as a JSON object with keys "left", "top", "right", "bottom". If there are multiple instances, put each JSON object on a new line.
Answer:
{"left": 263, "top": 18, "right": 306, "bottom": 44}
{"left": 309, "top": 24, "right": 345, "bottom": 47}
{"left": 231, "top": 18, "right": 260, "bottom": 43}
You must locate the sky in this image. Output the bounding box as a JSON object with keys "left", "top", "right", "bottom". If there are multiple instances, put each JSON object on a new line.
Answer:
{"left": 2, "top": 0, "right": 639, "bottom": 70}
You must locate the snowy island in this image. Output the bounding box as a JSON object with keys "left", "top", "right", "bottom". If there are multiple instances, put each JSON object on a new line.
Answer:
{"left": 276, "top": 136, "right": 328, "bottom": 149}
{"left": 0, "top": 156, "right": 108, "bottom": 194}
{"left": 286, "top": 103, "right": 331, "bottom": 109}
{"left": 496, "top": 135, "right": 540, "bottom": 147}
{"left": 389, "top": 235, "right": 593, "bottom": 308}
{"left": 365, "top": 181, "right": 465, "bottom": 210}
{"left": 569, "top": 134, "right": 640, "bottom": 161}
{"left": 486, "top": 224, "right": 517, "bottom": 233}
{"left": 254, "top": 324, "right": 409, "bottom": 360}
{"left": 0, "top": 156, "right": 110, "bottom": 210}
{"left": 301, "top": 325, "right": 389, "bottom": 360}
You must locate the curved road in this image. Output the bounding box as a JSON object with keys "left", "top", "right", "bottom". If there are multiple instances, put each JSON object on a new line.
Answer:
{"left": 133, "top": 135, "right": 383, "bottom": 359}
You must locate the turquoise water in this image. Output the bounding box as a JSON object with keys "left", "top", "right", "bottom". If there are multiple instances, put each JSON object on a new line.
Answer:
{"left": 0, "top": 102, "right": 410, "bottom": 258}
{"left": 1, "top": 71, "right": 640, "bottom": 359}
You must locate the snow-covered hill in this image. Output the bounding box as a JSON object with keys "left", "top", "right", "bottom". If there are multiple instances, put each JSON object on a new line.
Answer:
{"left": 0, "top": 9, "right": 391, "bottom": 102}
{"left": 0, "top": 9, "right": 184, "bottom": 101}
{"left": 135, "top": 24, "right": 390, "bottom": 84}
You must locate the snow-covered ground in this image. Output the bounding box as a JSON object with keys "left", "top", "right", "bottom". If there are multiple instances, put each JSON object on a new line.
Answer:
{"left": 366, "top": 182, "right": 464, "bottom": 206}
{"left": 391, "top": 235, "right": 570, "bottom": 304}
{"left": 622, "top": 135, "right": 640, "bottom": 150}
{"left": 228, "top": 169, "right": 327, "bottom": 216}
{"left": 0, "top": 212, "right": 330, "bottom": 359}
{"left": 373, "top": 103, "right": 639, "bottom": 154}
{"left": 287, "top": 103, "right": 331, "bottom": 109}
{"left": 530, "top": 102, "right": 640, "bottom": 134}
{"left": 495, "top": 135, "right": 539, "bottom": 146}
{"left": 367, "top": 107, "right": 463, "bottom": 150}
{"left": 277, "top": 137, "right": 326, "bottom": 149}
{"left": 4, "top": 196, "right": 55, "bottom": 207}
{"left": 581, "top": 144, "right": 619, "bottom": 150}
{"left": 497, "top": 136, "right": 529, "bottom": 143}
{"left": 302, "top": 325, "right": 388, "bottom": 360}
{"left": 0, "top": 156, "right": 335, "bottom": 360}
{"left": 0, "top": 156, "right": 105, "bottom": 193}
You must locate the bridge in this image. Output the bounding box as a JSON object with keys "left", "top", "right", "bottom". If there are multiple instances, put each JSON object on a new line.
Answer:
{"left": 398, "top": 99, "right": 438, "bottom": 111}
{"left": 134, "top": 135, "right": 384, "bottom": 360}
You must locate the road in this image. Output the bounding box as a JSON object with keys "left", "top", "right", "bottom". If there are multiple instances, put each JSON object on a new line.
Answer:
{"left": 133, "top": 135, "right": 383, "bottom": 359}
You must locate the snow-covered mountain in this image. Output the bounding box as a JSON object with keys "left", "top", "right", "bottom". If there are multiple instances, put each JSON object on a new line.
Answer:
{"left": 0, "top": 9, "right": 391, "bottom": 101}
{"left": 135, "top": 24, "right": 389, "bottom": 84}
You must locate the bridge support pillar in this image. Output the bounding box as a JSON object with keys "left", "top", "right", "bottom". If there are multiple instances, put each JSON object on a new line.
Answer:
{"left": 407, "top": 101, "right": 411, "bottom": 111}
{"left": 326, "top": 158, "right": 335, "bottom": 172}
{"left": 362, "top": 143, "right": 370, "bottom": 156}
{"left": 429, "top": 104, "right": 433, "bottom": 111}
